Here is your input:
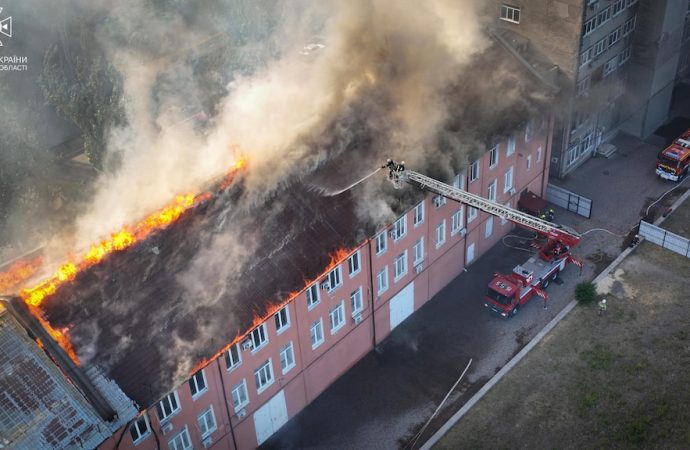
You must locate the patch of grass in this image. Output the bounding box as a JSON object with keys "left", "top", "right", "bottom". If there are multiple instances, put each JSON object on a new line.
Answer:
{"left": 622, "top": 415, "right": 652, "bottom": 444}
{"left": 581, "top": 344, "right": 613, "bottom": 370}
{"left": 575, "top": 282, "right": 598, "bottom": 304}
{"left": 674, "top": 330, "right": 688, "bottom": 341}
{"left": 624, "top": 359, "right": 648, "bottom": 375}
{"left": 581, "top": 393, "right": 596, "bottom": 408}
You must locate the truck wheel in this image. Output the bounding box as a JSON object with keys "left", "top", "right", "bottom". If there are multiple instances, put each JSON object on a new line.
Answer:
{"left": 552, "top": 270, "right": 560, "bottom": 281}
{"left": 511, "top": 305, "right": 520, "bottom": 316}
{"left": 542, "top": 278, "right": 550, "bottom": 289}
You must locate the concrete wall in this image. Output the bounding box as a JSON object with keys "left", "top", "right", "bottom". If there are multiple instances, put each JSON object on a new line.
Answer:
{"left": 100, "top": 125, "right": 553, "bottom": 450}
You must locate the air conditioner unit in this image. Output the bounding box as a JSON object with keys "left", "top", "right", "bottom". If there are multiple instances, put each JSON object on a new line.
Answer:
{"left": 459, "top": 228, "right": 467, "bottom": 237}
{"left": 321, "top": 281, "right": 331, "bottom": 291}
{"left": 161, "top": 421, "right": 173, "bottom": 435}
{"left": 202, "top": 437, "right": 214, "bottom": 448}
{"left": 352, "top": 313, "right": 363, "bottom": 325}
{"left": 236, "top": 408, "right": 247, "bottom": 419}
{"left": 241, "top": 339, "right": 254, "bottom": 351}
{"left": 509, "top": 188, "right": 517, "bottom": 195}
{"left": 414, "top": 263, "right": 424, "bottom": 274}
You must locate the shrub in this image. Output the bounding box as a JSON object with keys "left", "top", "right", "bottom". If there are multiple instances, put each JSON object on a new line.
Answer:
{"left": 575, "top": 281, "right": 598, "bottom": 304}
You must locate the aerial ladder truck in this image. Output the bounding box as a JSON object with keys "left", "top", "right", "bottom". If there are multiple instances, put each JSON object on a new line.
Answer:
{"left": 383, "top": 160, "right": 583, "bottom": 317}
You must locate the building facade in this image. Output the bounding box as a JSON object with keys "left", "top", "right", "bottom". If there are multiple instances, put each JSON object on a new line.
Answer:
{"left": 492, "top": 0, "right": 690, "bottom": 178}
{"left": 97, "top": 123, "right": 553, "bottom": 450}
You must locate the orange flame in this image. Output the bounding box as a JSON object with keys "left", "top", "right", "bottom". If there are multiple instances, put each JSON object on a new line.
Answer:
{"left": 0, "top": 257, "right": 44, "bottom": 294}
{"left": 190, "top": 246, "right": 355, "bottom": 375}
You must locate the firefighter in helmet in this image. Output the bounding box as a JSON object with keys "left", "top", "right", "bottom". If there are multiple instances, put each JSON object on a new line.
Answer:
{"left": 598, "top": 298, "right": 608, "bottom": 316}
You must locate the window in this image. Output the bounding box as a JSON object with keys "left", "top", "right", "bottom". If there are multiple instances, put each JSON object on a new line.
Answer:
{"left": 157, "top": 391, "right": 180, "bottom": 422}
{"left": 452, "top": 173, "right": 465, "bottom": 189}
{"left": 392, "top": 215, "right": 407, "bottom": 240}
{"left": 506, "top": 135, "right": 516, "bottom": 156}
{"left": 280, "top": 342, "right": 296, "bottom": 373}
{"left": 470, "top": 160, "right": 480, "bottom": 182}
{"left": 525, "top": 120, "right": 534, "bottom": 142}
{"left": 189, "top": 369, "right": 207, "bottom": 399}
{"left": 250, "top": 323, "right": 268, "bottom": 351}
{"left": 537, "top": 146, "right": 542, "bottom": 162}
{"left": 436, "top": 220, "right": 446, "bottom": 248}
{"left": 485, "top": 217, "right": 494, "bottom": 238}
{"left": 274, "top": 306, "right": 290, "bottom": 334}
{"left": 351, "top": 287, "right": 364, "bottom": 315}
{"left": 376, "top": 231, "right": 387, "bottom": 255}
{"left": 576, "top": 75, "right": 591, "bottom": 97}
{"left": 623, "top": 15, "right": 636, "bottom": 36}
{"left": 254, "top": 359, "right": 274, "bottom": 393}
{"left": 451, "top": 208, "right": 464, "bottom": 235}
{"left": 619, "top": 46, "right": 632, "bottom": 65}
{"left": 325, "top": 265, "right": 342, "bottom": 291}
{"left": 580, "top": 47, "right": 591, "bottom": 66}
{"left": 594, "top": 38, "right": 607, "bottom": 56}
{"left": 129, "top": 414, "right": 150, "bottom": 444}
{"left": 604, "top": 55, "right": 619, "bottom": 76}
{"left": 329, "top": 301, "right": 346, "bottom": 333}
{"left": 467, "top": 242, "right": 476, "bottom": 263}
{"left": 567, "top": 144, "right": 579, "bottom": 166}
{"left": 500, "top": 4, "right": 520, "bottom": 23}
{"left": 377, "top": 266, "right": 389, "bottom": 294}
{"left": 468, "top": 207, "right": 478, "bottom": 223}
{"left": 198, "top": 406, "right": 217, "bottom": 439}
{"left": 394, "top": 251, "right": 408, "bottom": 281}
{"left": 306, "top": 283, "right": 320, "bottom": 309}
{"left": 504, "top": 167, "right": 514, "bottom": 193}
{"left": 488, "top": 180, "right": 497, "bottom": 202}
{"left": 526, "top": 154, "right": 532, "bottom": 170}
{"left": 413, "top": 201, "right": 425, "bottom": 226}
{"left": 612, "top": 0, "right": 624, "bottom": 15}
{"left": 225, "top": 344, "right": 241, "bottom": 371}
{"left": 348, "top": 250, "right": 361, "bottom": 276}
{"left": 433, "top": 194, "right": 446, "bottom": 208}
{"left": 168, "top": 427, "right": 192, "bottom": 450}
{"left": 310, "top": 319, "right": 325, "bottom": 348}
{"left": 231, "top": 380, "right": 249, "bottom": 410}
{"left": 413, "top": 238, "right": 424, "bottom": 265}
{"left": 583, "top": 17, "right": 596, "bottom": 36}
{"left": 609, "top": 28, "right": 621, "bottom": 47}
{"left": 489, "top": 145, "right": 499, "bottom": 167}
{"left": 582, "top": 132, "right": 594, "bottom": 154}
{"left": 597, "top": 7, "right": 611, "bottom": 26}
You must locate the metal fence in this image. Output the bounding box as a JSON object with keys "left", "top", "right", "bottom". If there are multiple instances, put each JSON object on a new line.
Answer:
{"left": 546, "top": 184, "right": 592, "bottom": 218}
{"left": 639, "top": 220, "right": 690, "bottom": 258}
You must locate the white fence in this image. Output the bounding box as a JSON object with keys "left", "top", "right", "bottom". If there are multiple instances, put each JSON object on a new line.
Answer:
{"left": 546, "top": 184, "right": 592, "bottom": 218}
{"left": 639, "top": 220, "right": 690, "bottom": 258}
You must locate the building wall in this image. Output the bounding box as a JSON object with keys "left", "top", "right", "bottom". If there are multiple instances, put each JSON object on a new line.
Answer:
{"left": 100, "top": 124, "right": 553, "bottom": 450}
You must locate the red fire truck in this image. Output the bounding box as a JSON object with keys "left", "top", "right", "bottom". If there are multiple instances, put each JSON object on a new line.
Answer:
{"left": 656, "top": 129, "right": 690, "bottom": 181}
{"left": 384, "top": 160, "right": 582, "bottom": 318}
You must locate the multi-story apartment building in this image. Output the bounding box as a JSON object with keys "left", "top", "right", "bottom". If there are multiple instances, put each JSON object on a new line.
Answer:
{"left": 491, "top": 0, "right": 690, "bottom": 178}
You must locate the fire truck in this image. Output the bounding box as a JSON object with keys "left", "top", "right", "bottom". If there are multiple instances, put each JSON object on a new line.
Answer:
{"left": 656, "top": 129, "right": 690, "bottom": 181}
{"left": 383, "top": 160, "right": 582, "bottom": 318}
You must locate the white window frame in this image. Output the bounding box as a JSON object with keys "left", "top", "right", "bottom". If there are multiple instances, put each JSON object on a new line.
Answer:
{"left": 506, "top": 135, "right": 516, "bottom": 156}
{"left": 489, "top": 145, "right": 499, "bottom": 168}
{"left": 576, "top": 75, "right": 591, "bottom": 97}
{"left": 526, "top": 154, "right": 532, "bottom": 170}
{"left": 157, "top": 391, "right": 181, "bottom": 422}
{"left": 619, "top": 46, "right": 632, "bottom": 65}
{"left": 433, "top": 194, "right": 446, "bottom": 208}
{"left": 329, "top": 301, "right": 346, "bottom": 334}
{"left": 197, "top": 406, "right": 217, "bottom": 439}
{"left": 503, "top": 166, "right": 514, "bottom": 193}
{"left": 189, "top": 369, "right": 207, "bottom": 399}
{"left": 488, "top": 180, "right": 497, "bottom": 202}
{"left": 536, "top": 146, "right": 543, "bottom": 162}
{"left": 394, "top": 250, "right": 408, "bottom": 281}
{"left": 413, "top": 238, "right": 424, "bottom": 266}
{"left": 350, "top": 287, "right": 364, "bottom": 315}
{"left": 468, "top": 207, "right": 478, "bottom": 223}
{"left": 451, "top": 208, "right": 464, "bottom": 235}
{"left": 623, "top": 15, "right": 636, "bottom": 36}
{"left": 375, "top": 231, "right": 387, "bottom": 255}
{"left": 500, "top": 4, "right": 520, "bottom": 23}
{"left": 348, "top": 250, "right": 361, "bottom": 277}
{"left": 594, "top": 38, "right": 607, "bottom": 57}
{"left": 254, "top": 359, "right": 275, "bottom": 394}
{"left": 129, "top": 414, "right": 151, "bottom": 444}
{"left": 612, "top": 0, "right": 624, "bottom": 16}
{"left": 231, "top": 380, "right": 249, "bottom": 411}
{"left": 580, "top": 47, "right": 591, "bottom": 67}
{"left": 467, "top": 242, "right": 476, "bottom": 264}
{"left": 597, "top": 7, "right": 611, "bottom": 26}
{"left": 325, "top": 265, "right": 342, "bottom": 292}
{"left": 567, "top": 145, "right": 579, "bottom": 167}
{"left": 452, "top": 173, "right": 465, "bottom": 189}
{"left": 436, "top": 220, "right": 446, "bottom": 248}
{"left": 501, "top": 202, "right": 510, "bottom": 225}
{"left": 306, "top": 283, "right": 320, "bottom": 310}
{"left": 280, "top": 341, "right": 296, "bottom": 374}
{"left": 604, "top": 55, "right": 619, "bottom": 77}
{"left": 310, "top": 319, "right": 325, "bottom": 349}
{"left": 470, "top": 160, "right": 480, "bottom": 182}
{"left": 413, "top": 201, "right": 425, "bottom": 227}
{"left": 377, "top": 266, "right": 389, "bottom": 295}
{"left": 225, "top": 344, "right": 241, "bottom": 371}
{"left": 274, "top": 306, "right": 290, "bottom": 335}
{"left": 485, "top": 216, "right": 494, "bottom": 238}
{"left": 609, "top": 27, "right": 621, "bottom": 47}
{"left": 250, "top": 323, "right": 268, "bottom": 352}
{"left": 168, "top": 427, "right": 192, "bottom": 450}
{"left": 392, "top": 215, "right": 407, "bottom": 241}
{"left": 583, "top": 17, "right": 596, "bottom": 36}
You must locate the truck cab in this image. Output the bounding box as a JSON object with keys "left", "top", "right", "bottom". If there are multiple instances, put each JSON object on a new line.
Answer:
{"left": 656, "top": 135, "right": 690, "bottom": 181}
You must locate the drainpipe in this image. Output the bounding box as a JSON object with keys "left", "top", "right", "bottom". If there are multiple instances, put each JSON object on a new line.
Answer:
{"left": 366, "top": 238, "right": 377, "bottom": 348}
{"left": 215, "top": 358, "right": 239, "bottom": 450}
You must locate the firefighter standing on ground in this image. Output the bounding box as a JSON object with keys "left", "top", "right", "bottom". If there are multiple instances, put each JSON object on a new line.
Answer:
{"left": 598, "top": 298, "right": 608, "bottom": 316}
